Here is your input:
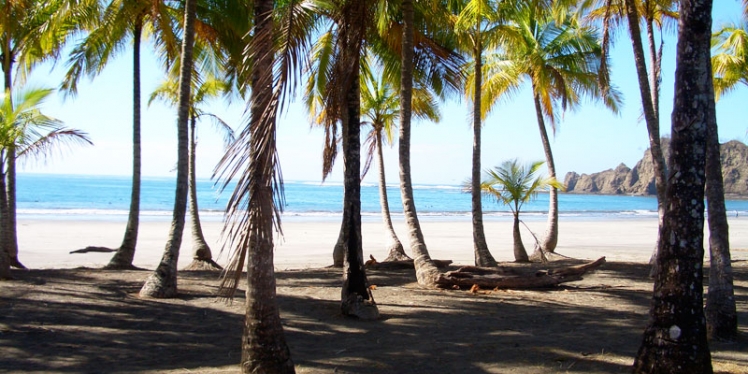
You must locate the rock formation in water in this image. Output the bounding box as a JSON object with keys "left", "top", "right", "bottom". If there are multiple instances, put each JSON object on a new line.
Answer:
{"left": 564, "top": 139, "right": 748, "bottom": 196}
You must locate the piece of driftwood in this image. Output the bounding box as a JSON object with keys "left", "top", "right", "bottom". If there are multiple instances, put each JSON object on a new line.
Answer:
{"left": 70, "top": 246, "right": 116, "bottom": 254}
{"left": 365, "top": 255, "right": 452, "bottom": 270}
{"left": 435, "top": 257, "right": 606, "bottom": 290}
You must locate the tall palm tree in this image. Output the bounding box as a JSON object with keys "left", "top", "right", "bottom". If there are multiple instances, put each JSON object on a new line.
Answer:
{"left": 454, "top": 0, "right": 517, "bottom": 267}
{"left": 492, "top": 3, "right": 620, "bottom": 254}
{"left": 62, "top": 0, "right": 180, "bottom": 270}
{"left": 703, "top": 16, "right": 745, "bottom": 341}
{"left": 1, "top": 0, "right": 88, "bottom": 269}
{"left": 585, "top": 0, "right": 677, "bottom": 265}
{"left": 139, "top": 0, "right": 196, "bottom": 298}
{"left": 360, "top": 61, "right": 441, "bottom": 263}
{"left": 216, "top": 0, "right": 315, "bottom": 369}
{"left": 0, "top": 86, "right": 92, "bottom": 277}
{"left": 479, "top": 159, "right": 562, "bottom": 262}
{"left": 148, "top": 72, "right": 234, "bottom": 271}
{"left": 633, "top": 0, "right": 713, "bottom": 370}
{"left": 304, "top": 0, "right": 380, "bottom": 318}
{"left": 398, "top": 0, "right": 442, "bottom": 287}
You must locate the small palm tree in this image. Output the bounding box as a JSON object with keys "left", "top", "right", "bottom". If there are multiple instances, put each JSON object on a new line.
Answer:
{"left": 0, "top": 86, "right": 93, "bottom": 277}
{"left": 480, "top": 159, "right": 562, "bottom": 262}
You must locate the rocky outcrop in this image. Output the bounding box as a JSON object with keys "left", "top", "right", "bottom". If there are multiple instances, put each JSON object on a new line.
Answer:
{"left": 564, "top": 140, "right": 748, "bottom": 196}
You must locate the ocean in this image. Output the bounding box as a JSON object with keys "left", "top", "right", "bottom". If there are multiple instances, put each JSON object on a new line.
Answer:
{"left": 16, "top": 173, "right": 748, "bottom": 222}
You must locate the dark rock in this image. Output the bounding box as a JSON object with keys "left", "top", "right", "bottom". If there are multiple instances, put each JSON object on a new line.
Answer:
{"left": 564, "top": 139, "right": 748, "bottom": 196}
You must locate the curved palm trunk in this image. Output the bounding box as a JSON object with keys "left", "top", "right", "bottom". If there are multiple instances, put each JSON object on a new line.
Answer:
{"left": 472, "top": 44, "right": 497, "bottom": 267}
{"left": 1, "top": 23, "right": 12, "bottom": 270}
{"left": 624, "top": 0, "right": 668, "bottom": 272}
{"left": 377, "top": 132, "right": 408, "bottom": 262}
{"left": 106, "top": 21, "right": 142, "bottom": 270}
{"left": 532, "top": 88, "right": 558, "bottom": 253}
{"left": 645, "top": 17, "right": 660, "bottom": 122}
{"left": 139, "top": 0, "right": 196, "bottom": 298}
{"left": 239, "top": 0, "right": 294, "bottom": 371}
{"left": 705, "top": 117, "right": 737, "bottom": 341}
{"left": 340, "top": 61, "right": 378, "bottom": 319}
{"left": 512, "top": 213, "right": 528, "bottom": 262}
{"left": 400, "top": 0, "right": 440, "bottom": 287}
{"left": 633, "top": 0, "right": 713, "bottom": 370}
{"left": 184, "top": 116, "right": 221, "bottom": 271}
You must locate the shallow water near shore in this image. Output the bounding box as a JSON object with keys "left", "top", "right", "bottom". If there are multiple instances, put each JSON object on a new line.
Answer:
{"left": 18, "top": 173, "right": 748, "bottom": 222}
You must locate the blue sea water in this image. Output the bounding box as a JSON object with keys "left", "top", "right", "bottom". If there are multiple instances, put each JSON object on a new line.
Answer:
{"left": 15, "top": 173, "right": 748, "bottom": 221}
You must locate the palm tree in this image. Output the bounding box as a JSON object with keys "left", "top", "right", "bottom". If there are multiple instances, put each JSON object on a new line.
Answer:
{"left": 62, "top": 0, "right": 180, "bottom": 270}
{"left": 149, "top": 72, "right": 234, "bottom": 271}
{"left": 584, "top": 0, "right": 677, "bottom": 267}
{"left": 360, "top": 61, "right": 441, "bottom": 262}
{"left": 492, "top": 3, "right": 620, "bottom": 254}
{"left": 139, "top": 0, "right": 196, "bottom": 298}
{"left": 397, "top": 0, "right": 442, "bottom": 287}
{"left": 216, "top": 0, "right": 315, "bottom": 369}
{"left": 0, "top": 86, "right": 92, "bottom": 277}
{"left": 703, "top": 15, "right": 745, "bottom": 341}
{"left": 633, "top": 0, "right": 713, "bottom": 370}
{"left": 1, "top": 0, "right": 88, "bottom": 269}
{"left": 480, "top": 159, "right": 561, "bottom": 262}
{"left": 453, "top": 0, "right": 516, "bottom": 267}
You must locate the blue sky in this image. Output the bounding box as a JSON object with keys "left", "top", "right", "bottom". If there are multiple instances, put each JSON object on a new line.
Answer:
{"left": 19, "top": 1, "right": 748, "bottom": 186}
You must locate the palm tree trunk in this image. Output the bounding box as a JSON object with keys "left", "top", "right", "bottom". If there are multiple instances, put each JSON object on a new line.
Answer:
{"left": 1, "top": 32, "right": 10, "bottom": 271}
{"left": 0, "top": 151, "right": 9, "bottom": 278}
{"left": 106, "top": 20, "right": 142, "bottom": 270}
{"left": 240, "top": 0, "right": 294, "bottom": 371}
{"left": 184, "top": 115, "right": 221, "bottom": 271}
{"left": 645, "top": 17, "right": 660, "bottom": 122}
{"left": 624, "top": 0, "right": 668, "bottom": 272}
{"left": 377, "top": 132, "right": 408, "bottom": 262}
{"left": 6, "top": 145, "right": 22, "bottom": 268}
{"left": 139, "top": 0, "right": 196, "bottom": 298}
{"left": 512, "top": 213, "right": 528, "bottom": 262}
{"left": 472, "top": 44, "right": 497, "bottom": 267}
{"left": 705, "top": 119, "right": 737, "bottom": 341}
{"left": 532, "top": 88, "right": 558, "bottom": 253}
{"left": 340, "top": 58, "right": 377, "bottom": 319}
{"left": 633, "top": 0, "right": 713, "bottom": 370}
{"left": 399, "top": 0, "right": 440, "bottom": 287}
{"left": 332, "top": 222, "right": 345, "bottom": 267}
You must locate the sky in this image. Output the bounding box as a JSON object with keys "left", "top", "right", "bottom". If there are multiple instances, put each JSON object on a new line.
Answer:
{"left": 17, "top": 2, "right": 748, "bottom": 186}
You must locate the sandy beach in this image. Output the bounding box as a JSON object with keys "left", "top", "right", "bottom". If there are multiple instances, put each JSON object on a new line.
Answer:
{"left": 16, "top": 216, "right": 748, "bottom": 270}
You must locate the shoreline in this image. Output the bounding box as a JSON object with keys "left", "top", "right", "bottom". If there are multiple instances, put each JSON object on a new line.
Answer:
{"left": 16, "top": 216, "right": 748, "bottom": 271}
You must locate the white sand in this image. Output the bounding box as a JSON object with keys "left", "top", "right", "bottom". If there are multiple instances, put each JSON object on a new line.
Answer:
{"left": 16, "top": 216, "right": 748, "bottom": 270}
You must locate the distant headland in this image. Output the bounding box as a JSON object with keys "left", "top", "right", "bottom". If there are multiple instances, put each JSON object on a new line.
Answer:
{"left": 564, "top": 139, "right": 748, "bottom": 197}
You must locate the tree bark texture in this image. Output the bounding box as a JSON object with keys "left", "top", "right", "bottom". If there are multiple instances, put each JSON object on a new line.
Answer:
{"left": 705, "top": 104, "right": 737, "bottom": 340}
{"left": 377, "top": 132, "right": 408, "bottom": 262}
{"left": 512, "top": 214, "right": 529, "bottom": 262}
{"left": 107, "top": 21, "right": 142, "bottom": 270}
{"left": 239, "top": 0, "right": 295, "bottom": 371}
{"left": 139, "top": 0, "right": 195, "bottom": 298}
{"left": 532, "top": 89, "right": 558, "bottom": 253}
{"left": 633, "top": 1, "right": 714, "bottom": 371}
{"left": 340, "top": 47, "right": 378, "bottom": 318}
{"left": 472, "top": 44, "right": 497, "bottom": 267}
{"left": 332, "top": 222, "right": 345, "bottom": 267}
{"left": 399, "top": 0, "right": 440, "bottom": 288}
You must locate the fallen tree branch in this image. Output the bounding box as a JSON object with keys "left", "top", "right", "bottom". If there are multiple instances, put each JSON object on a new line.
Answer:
{"left": 435, "top": 257, "right": 606, "bottom": 290}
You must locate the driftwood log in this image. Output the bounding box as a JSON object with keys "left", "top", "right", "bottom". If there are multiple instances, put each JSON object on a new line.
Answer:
{"left": 435, "top": 257, "right": 606, "bottom": 290}
{"left": 365, "top": 255, "right": 452, "bottom": 270}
